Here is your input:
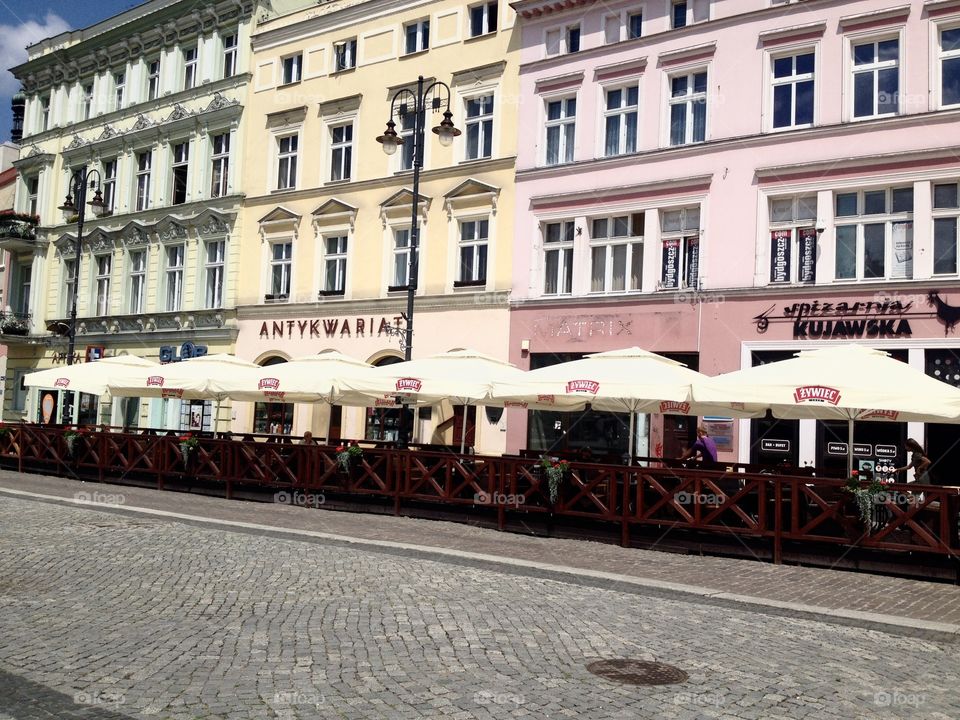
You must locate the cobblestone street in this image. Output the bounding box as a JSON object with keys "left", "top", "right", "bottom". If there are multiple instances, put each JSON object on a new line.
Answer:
{"left": 0, "top": 493, "right": 957, "bottom": 719}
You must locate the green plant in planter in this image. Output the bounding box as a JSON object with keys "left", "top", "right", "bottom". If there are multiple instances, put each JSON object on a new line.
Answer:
{"left": 843, "top": 473, "right": 886, "bottom": 526}
{"left": 539, "top": 457, "right": 570, "bottom": 504}
{"left": 178, "top": 434, "right": 199, "bottom": 465}
{"left": 336, "top": 443, "right": 363, "bottom": 471}
{"left": 63, "top": 430, "right": 80, "bottom": 456}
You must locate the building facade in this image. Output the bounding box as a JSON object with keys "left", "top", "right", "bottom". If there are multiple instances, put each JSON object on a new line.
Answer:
{"left": 508, "top": 0, "right": 960, "bottom": 475}
{"left": 235, "top": 0, "right": 519, "bottom": 452}
{"left": 6, "top": 0, "right": 316, "bottom": 428}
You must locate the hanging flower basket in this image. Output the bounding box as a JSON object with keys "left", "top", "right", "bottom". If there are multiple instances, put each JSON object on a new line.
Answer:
{"left": 336, "top": 443, "right": 363, "bottom": 472}
{"left": 178, "top": 434, "right": 199, "bottom": 466}
{"left": 64, "top": 430, "right": 80, "bottom": 457}
{"left": 843, "top": 473, "right": 885, "bottom": 528}
{"left": 539, "top": 457, "right": 570, "bottom": 504}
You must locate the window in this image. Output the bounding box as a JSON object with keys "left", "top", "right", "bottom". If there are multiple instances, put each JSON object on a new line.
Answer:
{"left": 183, "top": 46, "right": 198, "bottom": 90}
{"left": 63, "top": 258, "right": 76, "bottom": 316}
{"left": 165, "top": 245, "right": 184, "bottom": 311}
{"left": 392, "top": 228, "right": 414, "bottom": 288}
{"left": 772, "top": 51, "right": 814, "bottom": 129}
{"left": 660, "top": 207, "right": 700, "bottom": 289}
{"left": 281, "top": 53, "right": 302, "bottom": 84}
{"left": 136, "top": 151, "right": 152, "bottom": 211}
{"left": 40, "top": 95, "right": 50, "bottom": 131}
{"left": 469, "top": 1, "right": 498, "bottom": 37}
{"left": 590, "top": 214, "right": 644, "bottom": 293}
{"left": 405, "top": 19, "right": 430, "bottom": 54}
{"left": 628, "top": 12, "right": 643, "bottom": 39}
{"left": 940, "top": 26, "right": 960, "bottom": 107}
{"left": 852, "top": 38, "right": 899, "bottom": 118}
{"left": 171, "top": 141, "right": 189, "bottom": 205}
{"left": 604, "top": 86, "right": 638, "bottom": 156}
{"left": 147, "top": 59, "right": 161, "bottom": 100}
{"left": 210, "top": 133, "right": 230, "bottom": 198}
{"left": 26, "top": 176, "right": 39, "bottom": 216}
{"left": 19, "top": 265, "right": 31, "bottom": 315}
{"left": 545, "top": 96, "right": 576, "bottom": 165}
{"left": 102, "top": 159, "right": 117, "bottom": 213}
{"left": 223, "top": 34, "right": 238, "bottom": 78}
{"left": 465, "top": 95, "right": 494, "bottom": 160}
{"left": 322, "top": 236, "right": 348, "bottom": 295}
{"left": 205, "top": 240, "right": 225, "bottom": 308}
{"left": 604, "top": 11, "right": 643, "bottom": 43}
{"left": 768, "top": 195, "right": 817, "bottom": 284}
{"left": 94, "top": 254, "right": 112, "bottom": 315}
{"left": 457, "top": 219, "right": 488, "bottom": 285}
{"left": 82, "top": 84, "right": 93, "bottom": 120}
{"left": 399, "top": 110, "right": 416, "bottom": 171}
{"left": 672, "top": 1, "right": 688, "bottom": 29}
{"left": 933, "top": 182, "right": 960, "bottom": 274}
{"left": 330, "top": 123, "right": 353, "bottom": 181}
{"left": 543, "top": 221, "right": 574, "bottom": 295}
{"left": 129, "top": 250, "right": 146, "bottom": 313}
{"left": 669, "top": 71, "right": 707, "bottom": 145}
{"left": 334, "top": 40, "right": 357, "bottom": 72}
{"left": 269, "top": 242, "right": 292, "bottom": 299}
{"left": 276, "top": 135, "right": 298, "bottom": 190}
{"left": 546, "top": 25, "right": 580, "bottom": 56}
{"left": 834, "top": 187, "right": 913, "bottom": 280}
{"left": 114, "top": 72, "right": 125, "bottom": 111}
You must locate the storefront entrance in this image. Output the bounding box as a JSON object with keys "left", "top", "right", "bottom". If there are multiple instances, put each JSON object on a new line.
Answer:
{"left": 253, "top": 356, "right": 293, "bottom": 435}
{"left": 364, "top": 356, "right": 413, "bottom": 443}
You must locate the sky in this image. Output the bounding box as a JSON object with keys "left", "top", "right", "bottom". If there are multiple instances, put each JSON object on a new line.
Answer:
{"left": 0, "top": 1, "right": 141, "bottom": 143}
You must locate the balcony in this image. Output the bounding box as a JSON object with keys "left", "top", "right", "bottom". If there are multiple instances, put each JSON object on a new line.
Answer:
{"left": 0, "top": 212, "right": 39, "bottom": 251}
{"left": 0, "top": 310, "right": 31, "bottom": 338}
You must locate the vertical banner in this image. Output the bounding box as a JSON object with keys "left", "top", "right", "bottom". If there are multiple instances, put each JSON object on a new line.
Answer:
{"left": 770, "top": 230, "right": 791, "bottom": 283}
{"left": 891, "top": 221, "right": 913, "bottom": 279}
{"left": 799, "top": 227, "right": 817, "bottom": 284}
{"left": 661, "top": 238, "right": 680, "bottom": 289}
{"left": 685, "top": 235, "right": 700, "bottom": 287}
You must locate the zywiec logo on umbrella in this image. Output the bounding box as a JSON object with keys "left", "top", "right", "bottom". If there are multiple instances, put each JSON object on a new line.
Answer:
{"left": 793, "top": 385, "right": 841, "bottom": 405}
{"left": 146, "top": 376, "right": 165, "bottom": 387}
{"left": 860, "top": 409, "right": 900, "bottom": 420}
{"left": 659, "top": 401, "right": 691, "bottom": 414}
{"left": 565, "top": 380, "right": 600, "bottom": 394}
{"left": 375, "top": 397, "right": 399, "bottom": 407}
{"left": 161, "top": 388, "right": 184, "bottom": 399}
{"left": 263, "top": 391, "right": 286, "bottom": 400}
{"left": 258, "top": 377, "right": 280, "bottom": 390}
{"left": 504, "top": 401, "right": 529, "bottom": 409}
{"left": 537, "top": 394, "right": 555, "bottom": 404}
{"left": 396, "top": 378, "right": 422, "bottom": 392}
{"left": 54, "top": 378, "right": 70, "bottom": 388}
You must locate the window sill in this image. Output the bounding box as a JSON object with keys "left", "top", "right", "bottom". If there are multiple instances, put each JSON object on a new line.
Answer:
{"left": 278, "top": 80, "right": 302, "bottom": 89}
{"left": 459, "top": 156, "right": 494, "bottom": 165}
{"left": 264, "top": 294, "right": 290, "bottom": 303}
{"left": 453, "top": 279, "right": 487, "bottom": 288}
{"left": 464, "top": 32, "right": 497, "bottom": 43}
{"left": 387, "top": 285, "right": 416, "bottom": 294}
{"left": 318, "top": 289, "right": 345, "bottom": 297}
{"left": 271, "top": 187, "right": 298, "bottom": 194}
{"left": 332, "top": 66, "right": 357, "bottom": 76}
{"left": 325, "top": 178, "right": 352, "bottom": 186}
{"left": 400, "top": 49, "right": 429, "bottom": 59}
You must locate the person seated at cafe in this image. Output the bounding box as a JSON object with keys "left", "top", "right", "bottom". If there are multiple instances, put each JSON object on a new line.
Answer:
{"left": 299, "top": 431, "right": 318, "bottom": 446}
{"left": 679, "top": 426, "right": 718, "bottom": 464}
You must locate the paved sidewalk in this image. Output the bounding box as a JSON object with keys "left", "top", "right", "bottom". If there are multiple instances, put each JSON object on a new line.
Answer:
{"left": 1, "top": 470, "right": 959, "bottom": 638}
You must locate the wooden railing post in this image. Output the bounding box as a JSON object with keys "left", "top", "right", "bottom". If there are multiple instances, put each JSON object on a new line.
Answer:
{"left": 773, "top": 478, "right": 783, "bottom": 564}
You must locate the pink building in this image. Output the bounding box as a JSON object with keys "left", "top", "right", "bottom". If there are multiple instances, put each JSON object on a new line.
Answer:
{"left": 508, "top": 0, "right": 960, "bottom": 476}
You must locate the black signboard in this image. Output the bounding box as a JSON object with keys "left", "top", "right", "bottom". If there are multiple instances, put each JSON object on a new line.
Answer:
{"left": 827, "top": 442, "right": 847, "bottom": 455}
{"left": 761, "top": 439, "right": 791, "bottom": 452}
{"left": 770, "top": 230, "right": 791, "bottom": 283}
{"left": 661, "top": 238, "right": 680, "bottom": 289}
{"left": 685, "top": 235, "right": 700, "bottom": 287}
{"left": 799, "top": 227, "right": 817, "bottom": 283}
{"left": 853, "top": 443, "right": 872, "bottom": 456}
{"left": 875, "top": 444, "right": 898, "bottom": 458}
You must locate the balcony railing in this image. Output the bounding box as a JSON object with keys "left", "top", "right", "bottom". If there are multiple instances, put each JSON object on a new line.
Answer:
{"left": 0, "top": 310, "right": 31, "bottom": 336}
{"left": 0, "top": 213, "right": 39, "bottom": 250}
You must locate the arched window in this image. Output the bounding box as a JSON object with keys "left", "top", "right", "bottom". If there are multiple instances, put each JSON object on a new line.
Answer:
{"left": 253, "top": 356, "right": 293, "bottom": 435}
{"left": 363, "top": 355, "right": 413, "bottom": 443}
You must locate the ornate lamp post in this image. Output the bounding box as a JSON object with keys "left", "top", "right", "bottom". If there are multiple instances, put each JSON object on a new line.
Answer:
{"left": 376, "top": 76, "right": 460, "bottom": 444}
{"left": 58, "top": 168, "right": 106, "bottom": 367}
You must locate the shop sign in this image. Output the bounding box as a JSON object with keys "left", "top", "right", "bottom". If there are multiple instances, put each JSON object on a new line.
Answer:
{"left": 258, "top": 315, "right": 406, "bottom": 340}
{"left": 875, "top": 445, "right": 898, "bottom": 458}
{"left": 760, "top": 439, "right": 790, "bottom": 453}
{"left": 827, "top": 442, "right": 872, "bottom": 456}
{"left": 532, "top": 315, "right": 633, "bottom": 340}
{"left": 160, "top": 342, "right": 208, "bottom": 363}
{"left": 566, "top": 380, "right": 599, "bottom": 394}
{"left": 753, "top": 298, "right": 914, "bottom": 339}
{"left": 793, "top": 385, "right": 841, "bottom": 405}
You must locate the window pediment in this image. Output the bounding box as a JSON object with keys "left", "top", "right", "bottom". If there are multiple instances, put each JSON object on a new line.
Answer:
{"left": 312, "top": 199, "right": 358, "bottom": 230}
{"left": 444, "top": 179, "right": 500, "bottom": 218}
{"left": 380, "top": 188, "right": 430, "bottom": 226}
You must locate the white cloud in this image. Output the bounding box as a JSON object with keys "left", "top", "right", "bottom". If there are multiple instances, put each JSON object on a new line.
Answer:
{"left": 0, "top": 12, "right": 72, "bottom": 96}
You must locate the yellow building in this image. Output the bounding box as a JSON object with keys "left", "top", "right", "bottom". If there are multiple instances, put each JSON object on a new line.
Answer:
{"left": 234, "top": 0, "right": 518, "bottom": 452}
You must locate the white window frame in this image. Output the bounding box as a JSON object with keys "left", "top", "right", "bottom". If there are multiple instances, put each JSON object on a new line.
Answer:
{"left": 147, "top": 58, "right": 161, "bottom": 100}
{"left": 39, "top": 95, "right": 50, "bottom": 132}
{"left": 82, "top": 83, "right": 93, "bottom": 120}
{"left": 456, "top": 217, "right": 489, "bottom": 286}
{"left": 545, "top": 23, "right": 581, "bottom": 57}
{"left": 667, "top": 68, "right": 708, "bottom": 146}
{"left": 113, "top": 71, "right": 126, "bottom": 111}
{"left": 62, "top": 258, "right": 76, "bottom": 317}
{"left": 767, "top": 194, "right": 818, "bottom": 285}
{"left": 671, "top": 0, "right": 690, "bottom": 29}
{"left": 833, "top": 187, "right": 914, "bottom": 282}
{"left": 542, "top": 220, "right": 575, "bottom": 296}
{"left": 933, "top": 181, "right": 960, "bottom": 275}
{"left": 469, "top": 2, "right": 499, "bottom": 38}
{"left": 589, "top": 214, "right": 645, "bottom": 294}
{"left": 543, "top": 93, "right": 576, "bottom": 166}
{"left": 102, "top": 158, "right": 117, "bottom": 213}
{"left": 204, "top": 239, "right": 226, "bottom": 308}
{"left": 135, "top": 150, "right": 152, "bottom": 211}
{"left": 464, "top": 93, "right": 495, "bottom": 161}
{"left": 848, "top": 33, "right": 901, "bottom": 121}
{"left": 281, "top": 53, "right": 302, "bottom": 85}
{"left": 222, "top": 33, "right": 238, "bottom": 79}
{"left": 94, "top": 253, "right": 112, "bottom": 316}
{"left": 26, "top": 175, "right": 39, "bottom": 216}
{"left": 329, "top": 121, "right": 354, "bottom": 182}
{"left": 390, "top": 227, "right": 414, "bottom": 290}
{"left": 210, "top": 132, "right": 230, "bottom": 198}
{"left": 659, "top": 206, "right": 701, "bottom": 290}
{"left": 183, "top": 46, "right": 198, "bottom": 90}
{"left": 404, "top": 18, "right": 430, "bottom": 55}
{"left": 275, "top": 133, "right": 299, "bottom": 191}
{"left": 601, "top": 83, "right": 639, "bottom": 157}
{"left": 938, "top": 22, "right": 960, "bottom": 109}
{"left": 165, "top": 244, "right": 185, "bottom": 312}
{"left": 171, "top": 140, "right": 190, "bottom": 206}
{"left": 333, "top": 39, "right": 357, "bottom": 72}
{"left": 129, "top": 249, "right": 146, "bottom": 314}
{"left": 268, "top": 240, "right": 293, "bottom": 301}
{"left": 321, "top": 234, "right": 348, "bottom": 295}
{"left": 769, "top": 48, "right": 816, "bottom": 131}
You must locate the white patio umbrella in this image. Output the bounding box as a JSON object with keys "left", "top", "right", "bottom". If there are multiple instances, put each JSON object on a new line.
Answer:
{"left": 337, "top": 349, "right": 530, "bottom": 452}
{"left": 25, "top": 354, "right": 159, "bottom": 397}
{"left": 490, "top": 347, "right": 761, "bottom": 461}
{"left": 693, "top": 345, "right": 960, "bottom": 476}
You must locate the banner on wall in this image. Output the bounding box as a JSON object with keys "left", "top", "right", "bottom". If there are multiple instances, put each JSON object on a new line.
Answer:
{"left": 798, "top": 228, "right": 817, "bottom": 283}
{"left": 661, "top": 239, "right": 680, "bottom": 289}
{"left": 685, "top": 235, "right": 700, "bottom": 287}
{"left": 701, "top": 417, "right": 733, "bottom": 452}
{"left": 770, "top": 230, "right": 791, "bottom": 283}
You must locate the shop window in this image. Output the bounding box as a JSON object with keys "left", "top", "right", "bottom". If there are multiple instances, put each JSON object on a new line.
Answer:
{"left": 768, "top": 194, "right": 817, "bottom": 284}
{"left": 933, "top": 181, "right": 960, "bottom": 275}
{"left": 365, "top": 356, "right": 413, "bottom": 443}
{"left": 253, "top": 356, "right": 293, "bottom": 435}
{"left": 834, "top": 187, "right": 913, "bottom": 281}
{"left": 659, "top": 206, "right": 700, "bottom": 290}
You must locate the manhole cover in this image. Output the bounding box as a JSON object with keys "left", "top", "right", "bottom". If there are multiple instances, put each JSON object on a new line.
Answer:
{"left": 586, "top": 659, "right": 688, "bottom": 686}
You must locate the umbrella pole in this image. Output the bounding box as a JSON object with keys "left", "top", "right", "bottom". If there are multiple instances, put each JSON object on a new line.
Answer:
{"left": 460, "top": 405, "right": 467, "bottom": 454}
{"left": 214, "top": 397, "right": 222, "bottom": 436}
{"left": 847, "top": 417, "right": 854, "bottom": 478}
{"left": 628, "top": 411, "right": 635, "bottom": 465}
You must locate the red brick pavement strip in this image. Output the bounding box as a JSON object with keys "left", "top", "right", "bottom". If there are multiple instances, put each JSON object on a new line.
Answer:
{"left": 2, "top": 469, "right": 960, "bottom": 638}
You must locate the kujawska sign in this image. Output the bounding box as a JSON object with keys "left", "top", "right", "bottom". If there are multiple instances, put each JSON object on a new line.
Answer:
{"left": 258, "top": 314, "right": 407, "bottom": 340}
{"left": 753, "top": 298, "right": 917, "bottom": 340}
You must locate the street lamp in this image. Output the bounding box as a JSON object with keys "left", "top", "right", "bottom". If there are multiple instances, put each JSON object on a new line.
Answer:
{"left": 376, "top": 75, "right": 459, "bottom": 445}
{"left": 58, "top": 167, "right": 106, "bottom": 368}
